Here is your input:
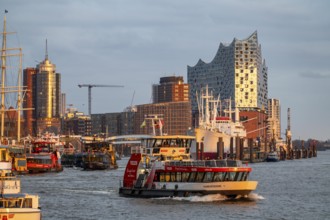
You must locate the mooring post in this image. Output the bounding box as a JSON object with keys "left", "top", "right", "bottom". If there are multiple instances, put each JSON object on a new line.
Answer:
{"left": 217, "top": 137, "right": 224, "bottom": 159}
{"left": 230, "top": 137, "right": 234, "bottom": 159}
{"left": 249, "top": 138, "right": 253, "bottom": 163}
{"left": 196, "top": 142, "right": 200, "bottom": 160}
{"left": 240, "top": 138, "right": 244, "bottom": 161}
{"left": 201, "top": 142, "right": 204, "bottom": 160}
{"left": 235, "top": 137, "right": 240, "bottom": 160}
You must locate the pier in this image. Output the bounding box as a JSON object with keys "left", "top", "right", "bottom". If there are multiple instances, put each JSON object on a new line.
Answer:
{"left": 195, "top": 137, "right": 318, "bottom": 163}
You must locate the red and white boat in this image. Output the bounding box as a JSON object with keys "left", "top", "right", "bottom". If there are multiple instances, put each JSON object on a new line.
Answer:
{"left": 26, "top": 134, "right": 63, "bottom": 173}
{"left": 119, "top": 135, "right": 257, "bottom": 198}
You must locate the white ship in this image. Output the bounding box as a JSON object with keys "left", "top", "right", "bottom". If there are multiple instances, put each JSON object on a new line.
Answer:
{"left": 194, "top": 86, "right": 246, "bottom": 159}
{"left": 0, "top": 146, "right": 41, "bottom": 220}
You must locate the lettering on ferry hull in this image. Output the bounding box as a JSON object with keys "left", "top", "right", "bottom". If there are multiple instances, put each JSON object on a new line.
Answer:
{"left": 203, "top": 184, "right": 223, "bottom": 188}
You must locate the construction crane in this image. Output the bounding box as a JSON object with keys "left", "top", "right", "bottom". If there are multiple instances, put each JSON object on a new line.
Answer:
{"left": 78, "top": 84, "right": 124, "bottom": 115}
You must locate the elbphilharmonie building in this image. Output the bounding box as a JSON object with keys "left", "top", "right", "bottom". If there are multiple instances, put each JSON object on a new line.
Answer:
{"left": 188, "top": 31, "right": 268, "bottom": 114}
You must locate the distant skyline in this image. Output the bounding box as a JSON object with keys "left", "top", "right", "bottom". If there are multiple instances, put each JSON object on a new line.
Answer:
{"left": 1, "top": 0, "right": 329, "bottom": 140}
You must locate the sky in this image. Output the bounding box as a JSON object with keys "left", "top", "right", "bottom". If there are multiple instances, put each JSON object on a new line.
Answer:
{"left": 1, "top": 0, "right": 329, "bottom": 141}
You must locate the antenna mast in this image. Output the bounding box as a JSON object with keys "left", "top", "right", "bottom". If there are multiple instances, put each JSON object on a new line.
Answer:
{"left": 45, "top": 39, "right": 48, "bottom": 60}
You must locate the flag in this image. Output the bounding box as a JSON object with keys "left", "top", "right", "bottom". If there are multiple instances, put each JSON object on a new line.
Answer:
{"left": 159, "top": 120, "right": 164, "bottom": 129}
{"left": 154, "top": 119, "right": 164, "bottom": 129}
{"left": 140, "top": 120, "right": 146, "bottom": 128}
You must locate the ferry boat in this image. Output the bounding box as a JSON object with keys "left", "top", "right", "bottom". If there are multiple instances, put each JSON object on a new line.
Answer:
{"left": 119, "top": 135, "right": 258, "bottom": 198}
{"left": 26, "top": 138, "right": 63, "bottom": 173}
{"left": 0, "top": 146, "right": 41, "bottom": 220}
{"left": 74, "top": 137, "right": 118, "bottom": 170}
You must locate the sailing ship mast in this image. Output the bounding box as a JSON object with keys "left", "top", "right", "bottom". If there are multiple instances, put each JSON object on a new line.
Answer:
{"left": 0, "top": 12, "right": 24, "bottom": 142}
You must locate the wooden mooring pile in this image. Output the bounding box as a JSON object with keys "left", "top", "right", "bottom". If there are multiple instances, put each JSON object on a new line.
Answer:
{"left": 195, "top": 137, "right": 317, "bottom": 163}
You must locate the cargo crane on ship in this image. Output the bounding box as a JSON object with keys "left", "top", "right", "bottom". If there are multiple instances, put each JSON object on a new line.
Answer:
{"left": 78, "top": 84, "right": 124, "bottom": 115}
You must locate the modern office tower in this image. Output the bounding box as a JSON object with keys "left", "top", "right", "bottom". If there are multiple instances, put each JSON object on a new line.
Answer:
{"left": 23, "top": 67, "right": 36, "bottom": 136}
{"left": 188, "top": 31, "right": 268, "bottom": 113}
{"left": 268, "top": 99, "right": 281, "bottom": 141}
{"left": 152, "top": 76, "right": 189, "bottom": 103}
{"left": 61, "top": 93, "right": 66, "bottom": 117}
{"left": 134, "top": 101, "right": 192, "bottom": 135}
{"left": 23, "top": 41, "right": 62, "bottom": 135}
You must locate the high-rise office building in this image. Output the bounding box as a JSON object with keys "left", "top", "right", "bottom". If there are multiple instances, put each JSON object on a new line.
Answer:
{"left": 152, "top": 76, "right": 189, "bottom": 103}
{"left": 23, "top": 67, "right": 36, "bottom": 136}
{"left": 23, "top": 42, "right": 62, "bottom": 135}
{"left": 268, "top": 99, "right": 281, "bottom": 140}
{"left": 188, "top": 31, "right": 268, "bottom": 113}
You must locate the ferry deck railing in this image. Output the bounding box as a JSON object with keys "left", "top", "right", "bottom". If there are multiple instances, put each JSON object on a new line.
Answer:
{"left": 165, "top": 159, "right": 243, "bottom": 168}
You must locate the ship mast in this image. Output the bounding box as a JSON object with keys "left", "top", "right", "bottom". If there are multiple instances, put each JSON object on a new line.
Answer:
{"left": 0, "top": 12, "right": 24, "bottom": 143}
{"left": 0, "top": 14, "right": 7, "bottom": 141}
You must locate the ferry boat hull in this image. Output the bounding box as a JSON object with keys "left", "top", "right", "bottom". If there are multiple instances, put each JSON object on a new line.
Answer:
{"left": 119, "top": 181, "right": 258, "bottom": 198}
{"left": 26, "top": 153, "right": 63, "bottom": 173}
{"left": 0, "top": 209, "right": 41, "bottom": 220}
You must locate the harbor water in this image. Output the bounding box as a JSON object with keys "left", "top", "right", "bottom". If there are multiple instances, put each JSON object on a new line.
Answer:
{"left": 21, "top": 151, "right": 330, "bottom": 220}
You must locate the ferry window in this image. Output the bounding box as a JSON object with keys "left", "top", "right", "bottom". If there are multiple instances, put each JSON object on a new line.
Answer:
{"left": 216, "top": 160, "right": 227, "bottom": 167}
{"left": 23, "top": 198, "right": 32, "bottom": 208}
{"left": 222, "top": 172, "right": 228, "bottom": 181}
{"left": 9, "top": 200, "right": 20, "bottom": 208}
{"left": 203, "top": 172, "right": 214, "bottom": 182}
{"left": 1, "top": 150, "right": 6, "bottom": 161}
{"left": 182, "top": 172, "right": 189, "bottom": 182}
{"left": 227, "top": 160, "right": 237, "bottom": 167}
{"left": 188, "top": 172, "right": 197, "bottom": 182}
{"left": 195, "top": 172, "right": 204, "bottom": 182}
{"left": 234, "top": 172, "right": 242, "bottom": 181}
{"left": 159, "top": 172, "right": 165, "bottom": 182}
{"left": 165, "top": 173, "right": 171, "bottom": 182}
{"left": 205, "top": 160, "right": 216, "bottom": 167}
{"left": 213, "top": 172, "right": 225, "bottom": 181}
{"left": 171, "top": 172, "right": 176, "bottom": 182}
{"left": 242, "top": 172, "right": 248, "bottom": 181}
{"left": 176, "top": 172, "right": 182, "bottom": 182}
{"left": 228, "top": 172, "right": 236, "bottom": 181}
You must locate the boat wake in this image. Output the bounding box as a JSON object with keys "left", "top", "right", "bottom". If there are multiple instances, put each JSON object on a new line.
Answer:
{"left": 171, "top": 194, "right": 227, "bottom": 202}
{"left": 63, "top": 188, "right": 115, "bottom": 195}
{"left": 156, "top": 193, "right": 264, "bottom": 203}
{"left": 246, "top": 193, "right": 265, "bottom": 200}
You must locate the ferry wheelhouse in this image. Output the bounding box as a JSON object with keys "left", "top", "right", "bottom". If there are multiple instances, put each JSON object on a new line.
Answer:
{"left": 0, "top": 146, "right": 41, "bottom": 220}
{"left": 9, "top": 146, "right": 28, "bottom": 174}
{"left": 119, "top": 135, "right": 258, "bottom": 198}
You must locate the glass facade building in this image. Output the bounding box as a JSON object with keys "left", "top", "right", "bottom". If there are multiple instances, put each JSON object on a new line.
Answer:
{"left": 188, "top": 31, "right": 268, "bottom": 113}
{"left": 23, "top": 47, "right": 62, "bottom": 135}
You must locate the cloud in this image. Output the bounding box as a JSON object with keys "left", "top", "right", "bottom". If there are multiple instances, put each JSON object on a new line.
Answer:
{"left": 299, "top": 72, "right": 330, "bottom": 79}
